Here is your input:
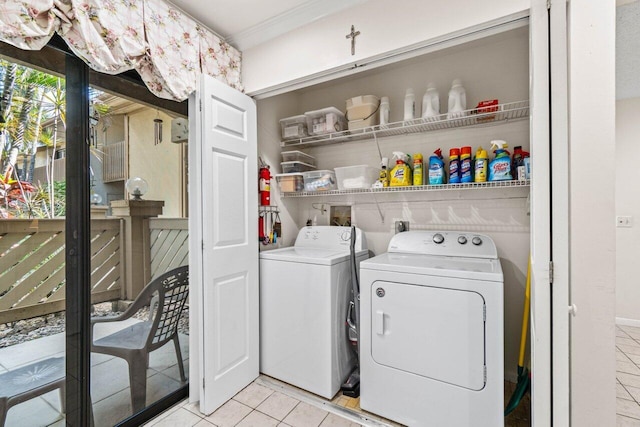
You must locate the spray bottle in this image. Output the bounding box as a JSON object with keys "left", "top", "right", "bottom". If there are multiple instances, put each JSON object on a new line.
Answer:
{"left": 449, "top": 148, "right": 461, "bottom": 184}
{"left": 474, "top": 146, "right": 488, "bottom": 182}
{"left": 379, "top": 157, "right": 390, "bottom": 187}
{"left": 413, "top": 153, "right": 424, "bottom": 186}
{"left": 390, "top": 152, "right": 412, "bottom": 186}
{"left": 460, "top": 146, "right": 473, "bottom": 183}
{"left": 428, "top": 149, "right": 446, "bottom": 185}
{"left": 488, "top": 140, "right": 512, "bottom": 181}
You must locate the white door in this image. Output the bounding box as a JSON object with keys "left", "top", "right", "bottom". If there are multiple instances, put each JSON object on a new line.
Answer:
{"left": 529, "top": 1, "right": 554, "bottom": 425}
{"left": 188, "top": 74, "right": 258, "bottom": 415}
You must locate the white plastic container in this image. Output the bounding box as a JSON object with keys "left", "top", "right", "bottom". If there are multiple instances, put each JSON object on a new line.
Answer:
{"left": 334, "top": 165, "right": 379, "bottom": 190}
{"left": 447, "top": 79, "right": 467, "bottom": 119}
{"left": 281, "top": 161, "right": 316, "bottom": 173}
{"left": 280, "top": 150, "right": 316, "bottom": 166}
{"left": 304, "top": 107, "right": 347, "bottom": 136}
{"left": 346, "top": 95, "right": 380, "bottom": 120}
{"left": 421, "top": 83, "right": 440, "bottom": 119}
{"left": 279, "top": 115, "right": 308, "bottom": 140}
{"left": 380, "top": 96, "right": 390, "bottom": 126}
{"left": 302, "top": 170, "right": 337, "bottom": 192}
{"left": 275, "top": 173, "right": 304, "bottom": 192}
{"left": 404, "top": 89, "right": 416, "bottom": 121}
{"left": 346, "top": 95, "right": 380, "bottom": 130}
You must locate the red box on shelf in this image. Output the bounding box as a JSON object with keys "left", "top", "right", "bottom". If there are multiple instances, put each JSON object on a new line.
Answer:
{"left": 474, "top": 99, "right": 499, "bottom": 122}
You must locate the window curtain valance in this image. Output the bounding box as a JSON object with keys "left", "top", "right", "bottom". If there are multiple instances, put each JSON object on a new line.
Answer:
{"left": 0, "top": 0, "right": 242, "bottom": 101}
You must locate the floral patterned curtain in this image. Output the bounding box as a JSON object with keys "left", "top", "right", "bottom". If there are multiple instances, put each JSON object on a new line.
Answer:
{"left": 0, "top": 0, "right": 242, "bottom": 101}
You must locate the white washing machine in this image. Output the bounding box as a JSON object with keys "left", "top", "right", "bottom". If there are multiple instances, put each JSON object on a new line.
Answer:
{"left": 360, "top": 230, "right": 504, "bottom": 427}
{"left": 259, "top": 226, "right": 368, "bottom": 399}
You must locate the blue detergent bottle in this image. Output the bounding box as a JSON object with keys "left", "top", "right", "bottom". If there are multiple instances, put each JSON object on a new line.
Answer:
{"left": 488, "top": 140, "right": 513, "bottom": 181}
{"left": 428, "top": 148, "right": 446, "bottom": 185}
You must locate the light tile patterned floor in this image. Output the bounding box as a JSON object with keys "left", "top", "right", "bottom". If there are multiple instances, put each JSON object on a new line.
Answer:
{"left": 9, "top": 325, "right": 640, "bottom": 425}
{"left": 145, "top": 380, "right": 371, "bottom": 427}
{"left": 617, "top": 325, "right": 640, "bottom": 426}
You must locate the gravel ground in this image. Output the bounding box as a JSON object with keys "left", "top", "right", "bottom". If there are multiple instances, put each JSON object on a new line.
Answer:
{"left": 0, "top": 302, "right": 189, "bottom": 349}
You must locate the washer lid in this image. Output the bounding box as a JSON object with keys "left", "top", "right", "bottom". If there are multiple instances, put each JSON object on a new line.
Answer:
{"left": 360, "top": 252, "right": 503, "bottom": 282}
{"left": 260, "top": 247, "right": 367, "bottom": 265}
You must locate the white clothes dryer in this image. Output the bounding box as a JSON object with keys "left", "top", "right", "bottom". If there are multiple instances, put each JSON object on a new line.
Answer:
{"left": 259, "top": 226, "right": 368, "bottom": 399}
{"left": 360, "top": 230, "right": 504, "bottom": 427}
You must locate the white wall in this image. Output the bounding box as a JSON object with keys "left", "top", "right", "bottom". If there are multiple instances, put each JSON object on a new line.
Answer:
{"left": 128, "top": 109, "right": 184, "bottom": 218}
{"left": 242, "top": 0, "right": 529, "bottom": 94}
{"left": 257, "top": 26, "right": 530, "bottom": 381}
{"left": 616, "top": 97, "right": 640, "bottom": 323}
{"left": 568, "top": 0, "right": 617, "bottom": 425}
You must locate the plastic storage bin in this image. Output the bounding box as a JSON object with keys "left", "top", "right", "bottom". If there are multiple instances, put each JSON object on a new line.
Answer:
{"left": 280, "top": 150, "right": 316, "bottom": 166}
{"left": 304, "top": 107, "right": 347, "bottom": 136}
{"left": 281, "top": 161, "right": 316, "bottom": 173}
{"left": 279, "top": 115, "right": 308, "bottom": 140}
{"left": 302, "top": 170, "right": 337, "bottom": 192}
{"left": 334, "top": 165, "right": 379, "bottom": 190}
{"left": 275, "top": 173, "right": 304, "bottom": 192}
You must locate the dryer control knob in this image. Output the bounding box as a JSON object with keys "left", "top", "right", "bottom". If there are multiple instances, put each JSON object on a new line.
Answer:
{"left": 433, "top": 233, "right": 445, "bottom": 244}
{"left": 458, "top": 236, "right": 467, "bottom": 245}
{"left": 472, "top": 236, "right": 483, "bottom": 246}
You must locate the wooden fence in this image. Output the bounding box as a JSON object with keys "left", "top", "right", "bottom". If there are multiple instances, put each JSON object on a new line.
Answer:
{"left": 0, "top": 219, "right": 124, "bottom": 324}
{"left": 147, "top": 218, "right": 188, "bottom": 280}
{"left": 32, "top": 157, "right": 66, "bottom": 186}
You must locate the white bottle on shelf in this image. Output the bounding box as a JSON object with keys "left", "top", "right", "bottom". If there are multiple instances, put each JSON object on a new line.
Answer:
{"left": 447, "top": 79, "right": 467, "bottom": 119}
{"left": 380, "top": 96, "right": 390, "bottom": 127}
{"left": 404, "top": 88, "right": 416, "bottom": 123}
{"left": 421, "top": 82, "right": 440, "bottom": 120}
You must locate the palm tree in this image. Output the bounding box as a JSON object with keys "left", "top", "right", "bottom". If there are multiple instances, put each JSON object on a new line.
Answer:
{"left": 0, "top": 62, "right": 17, "bottom": 178}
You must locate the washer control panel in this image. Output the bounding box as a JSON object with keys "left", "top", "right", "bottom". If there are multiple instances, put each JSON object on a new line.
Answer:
{"left": 295, "top": 226, "right": 368, "bottom": 251}
{"left": 388, "top": 230, "right": 497, "bottom": 259}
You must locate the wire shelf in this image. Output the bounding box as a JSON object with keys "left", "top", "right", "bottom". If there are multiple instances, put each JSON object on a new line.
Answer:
{"left": 281, "top": 180, "right": 530, "bottom": 198}
{"left": 280, "top": 100, "right": 529, "bottom": 148}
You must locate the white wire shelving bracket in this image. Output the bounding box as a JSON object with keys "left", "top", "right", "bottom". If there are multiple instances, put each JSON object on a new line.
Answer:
{"left": 280, "top": 100, "right": 529, "bottom": 148}
{"left": 281, "top": 180, "right": 530, "bottom": 198}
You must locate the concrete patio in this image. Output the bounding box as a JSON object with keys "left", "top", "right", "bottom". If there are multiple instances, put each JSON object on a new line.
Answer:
{"left": 0, "top": 318, "right": 188, "bottom": 427}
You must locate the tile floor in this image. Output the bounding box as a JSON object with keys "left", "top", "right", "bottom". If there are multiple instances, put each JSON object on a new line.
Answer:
{"left": 6, "top": 325, "right": 640, "bottom": 426}
{"left": 147, "top": 375, "right": 533, "bottom": 427}
{"left": 144, "top": 378, "right": 394, "bottom": 427}
{"left": 616, "top": 325, "right": 640, "bottom": 426}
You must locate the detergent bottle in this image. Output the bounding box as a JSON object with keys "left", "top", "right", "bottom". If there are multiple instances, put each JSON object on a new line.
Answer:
{"left": 413, "top": 153, "right": 424, "bottom": 186}
{"left": 447, "top": 79, "right": 467, "bottom": 119}
{"left": 449, "top": 148, "right": 461, "bottom": 184}
{"left": 421, "top": 83, "right": 440, "bottom": 120}
{"left": 428, "top": 149, "right": 446, "bottom": 185}
{"left": 474, "top": 146, "right": 488, "bottom": 182}
{"left": 460, "top": 146, "right": 472, "bottom": 183}
{"left": 390, "top": 152, "right": 412, "bottom": 186}
{"left": 488, "top": 140, "right": 512, "bottom": 181}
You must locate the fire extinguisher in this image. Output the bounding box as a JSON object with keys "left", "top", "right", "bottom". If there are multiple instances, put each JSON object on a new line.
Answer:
{"left": 259, "top": 164, "right": 271, "bottom": 206}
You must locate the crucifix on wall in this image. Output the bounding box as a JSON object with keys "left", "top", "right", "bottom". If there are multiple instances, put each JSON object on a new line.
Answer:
{"left": 346, "top": 25, "right": 360, "bottom": 56}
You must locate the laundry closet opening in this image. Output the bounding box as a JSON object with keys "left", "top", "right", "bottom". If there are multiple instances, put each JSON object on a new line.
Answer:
{"left": 255, "top": 23, "right": 532, "bottom": 424}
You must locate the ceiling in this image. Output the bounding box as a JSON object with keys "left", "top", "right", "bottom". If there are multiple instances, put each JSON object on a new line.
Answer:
{"left": 169, "top": 0, "right": 635, "bottom": 98}
{"left": 166, "top": 0, "right": 366, "bottom": 51}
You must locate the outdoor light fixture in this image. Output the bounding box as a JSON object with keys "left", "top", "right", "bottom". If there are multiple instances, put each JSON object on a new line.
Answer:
{"left": 154, "top": 112, "right": 163, "bottom": 145}
{"left": 90, "top": 193, "right": 103, "bottom": 205}
{"left": 125, "top": 177, "right": 149, "bottom": 200}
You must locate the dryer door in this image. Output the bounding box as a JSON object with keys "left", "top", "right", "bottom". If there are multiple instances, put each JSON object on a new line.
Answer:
{"left": 370, "top": 280, "right": 486, "bottom": 390}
